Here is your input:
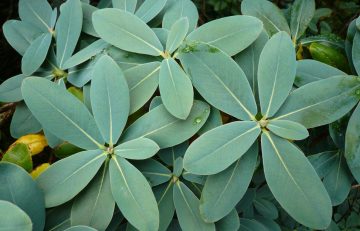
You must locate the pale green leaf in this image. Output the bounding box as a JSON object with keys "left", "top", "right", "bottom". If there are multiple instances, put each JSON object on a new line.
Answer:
{"left": 135, "top": 159, "right": 172, "bottom": 187}
{"left": 267, "top": 120, "right": 309, "bottom": 140}
{"left": 154, "top": 183, "right": 175, "bottom": 231}
{"left": 215, "top": 209, "right": 240, "bottom": 231}
{"left": 353, "top": 32, "right": 360, "bottom": 75}
{"left": 115, "top": 138, "right": 159, "bottom": 160}
{"left": 162, "top": 0, "right": 198, "bottom": 32}
{"left": 10, "top": 103, "right": 42, "bottom": 138}
{"left": 112, "top": 0, "right": 137, "bottom": 13}
{"left": 82, "top": 3, "right": 99, "bottom": 37}
{"left": 0, "top": 74, "right": 27, "bottom": 102}
{"left": 0, "top": 200, "right": 32, "bottom": 231}
{"left": 64, "top": 226, "right": 97, "bottom": 231}
{"left": 308, "top": 151, "right": 338, "bottom": 178}
{"left": 290, "top": 0, "right": 315, "bottom": 41}
{"left": 135, "top": 0, "right": 167, "bottom": 23}
{"left": 19, "top": 0, "right": 52, "bottom": 32}
{"left": 166, "top": 17, "right": 189, "bottom": 54}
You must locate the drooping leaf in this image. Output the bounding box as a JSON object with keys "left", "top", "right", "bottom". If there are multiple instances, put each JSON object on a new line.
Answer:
{"left": 162, "top": 0, "right": 198, "bottom": 32}
{"left": 71, "top": 161, "right": 115, "bottom": 230}
{"left": 267, "top": 120, "right": 309, "bottom": 140}
{"left": 183, "top": 121, "right": 260, "bottom": 175}
{"left": 154, "top": 183, "right": 175, "bottom": 231}
{"left": 36, "top": 150, "right": 106, "bottom": 207}
{"left": 93, "top": 9, "right": 163, "bottom": 56}
{"left": 2, "top": 20, "right": 42, "bottom": 55}
{"left": 258, "top": 31, "right": 296, "bottom": 118}
{"left": 274, "top": 75, "right": 360, "bottom": 128}
{"left": 91, "top": 55, "right": 130, "bottom": 145}
{"left": 22, "top": 77, "right": 104, "bottom": 150}
{"left": 0, "top": 200, "right": 32, "bottom": 231}
{"left": 295, "top": 59, "right": 345, "bottom": 87}
{"left": 173, "top": 181, "right": 215, "bottom": 231}
{"left": 21, "top": 33, "right": 52, "bottom": 75}
{"left": 187, "top": 15, "right": 263, "bottom": 56}
{"left": 10, "top": 103, "right": 42, "bottom": 138}
{"left": 112, "top": 0, "right": 137, "bottom": 13}
{"left": 159, "top": 58, "right": 194, "bottom": 119}
{"left": 290, "top": 0, "right": 315, "bottom": 41}
{"left": 135, "top": 0, "right": 167, "bottom": 23}
{"left": 345, "top": 103, "right": 360, "bottom": 183}
{"left": 179, "top": 42, "right": 257, "bottom": 120}
{"left": 166, "top": 17, "right": 189, "bottom": 54}
{"left": 199, "top": 144, "right": 258, "bottom": 222}
{"left": 135, "top": 159, "right": 172, "bottom": 187}
{"left": 0, "top": 163, "right": 45, "bottom": 231}
{"left": 241, "top": 0, "right": 290, "bottom": 36}
{"left": 19, "top": 0, "right": 53, "bottom": 32}
{"left": 121, "top": 101, "right": 210, "bottom": 148}
{"left": 109, "top": 156, "right": 159, "bottom": 231}
{"left": 261, "top": 132, "right": 332, "bottom": 229}
{"left": 56, "top": 0, "right": 83, "bottom": 68}
{"left": 115, "top": 138, "right": 159, "bottom": 160}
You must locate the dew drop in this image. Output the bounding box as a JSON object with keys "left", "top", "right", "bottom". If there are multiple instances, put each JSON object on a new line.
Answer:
{"left": 193, "top": 117, "right": 202, "bottom": 124}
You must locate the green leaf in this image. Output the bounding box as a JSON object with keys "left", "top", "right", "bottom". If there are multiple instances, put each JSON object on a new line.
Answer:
{"left": 234, "top": 31, "right": 268, "bottom": 98}
{"left": 187, "top": 15, "right": 263, "bottom": 56}
{"left": 93, "top": 9, "right": 163, "bottom": 56}
{"left": 44, "top": 202, "right": 72, "bottom": 231}
{"left": 255, "top": 217, "right": 281, "bottom": 231}
{"left": 115, "top": 138, "right": 159, "bottom": 160}
{"left": 274, "top": 75, "right": 360, "bottom": 128}
{"left": 290, "top": 0, "right": 315, "bottom": 41}
{"left": 135, "top": 159, "right": 172, "bottom": 187}
{"left": 154, "top": 183, "right": 175, "bottom": 231}
{"left": 121, "top": 100, "right": 210, "bottom": 148}
{"left": 63, "top": 39, "right": 109, "bottom": 69}
{"left": 2, "top": 20, "right": 42, "bottom": 55}
{"left": 109, "top": 156, "right": 159, "bottom": 231}
{"left": 67, "top": 56, "right": 99, "bottom": 88}
{"left": 22, "top": 77, "right": 104, "bottom": 150}
{"left": 71, "top": 161, "right": 115, "bottom": 230}
{"left": 82, "top": 3, "right": 99, "bottom": 37}
{"left": 153, "top": 28, "right": 169, "bottom": 48}
{"left": 158, "top": 141, "right": 188, "bottom": 166}
{"left": 197, "top": 107, "right": 222, "bottom": 135}
{"left": 295, "top": 59, "right": 345, "bottom": 87}
{"left": 173, "top": 181, "right": 215, "bottom": 231}
{"left": 21, "top": 33, "right": 52, "bottom": 75}
{"left": 184, "top": 121, "right": 260, "bottom": 175}
{"left": 0, "top": 163, "right": 45, "bottom": 231}
{"left": 36, "top": 150, "right": 106, "bottom": 207}
{"left": 323, "top": 153, "right": 352, "bottom": 206}
{"left": 345, "top": 103, "right": 360, "bottom": 183}
{"left": 2, "top": 143, "right": 32, "bottom": 172}
{"left": 135, "top": 0, "right": 167, "bottom": 23}
{"left": 56, "top": 0, "right": 83, "bottom": 68}
{"left": 64, "top": 226, "right": 97, "bottom": 231}
{"left": 112, "top": 0, "right": 137, "bottom": 13}
{"left": 267, "top": 120, "right": 309, "bottom": 140}
{"left": 179, "top": 42, "right": 257, "bottom": 120}
{"left": 241, "top": 0, "right": 290, "bottom": 36}
{"left": 253, "top": 198, "right": 278, "bottom": 219}
{"left": 19, "top": 0, "right": 53, "bottom": 32}
{"left": 124, "top": 62, "right": 161, "bottom": 114}
{"left": 0, "top": 74, "right": 27, "bottom": 102}
{"left": 10, "top": 103, "right": 42, "bottom": 138}
{"left": 166, "top": 17, "right": 189, "bottom": 54}
{"left": 215, "top": 209, "right": 240, "bottom": 231}
{"left": 308, "top": 151, "right": 338, "bottom": 178}
{"left": 91, "top": 55, "right": 130, "bottom": 145}
{"left": 159, "top": 58, "right": 194, "bottom": 119}
{"left": 162, "top": 0, "right": 198, "bottom": 32}
{"left": 199, "top": 143, "right": 258, "bottom": 222}
{"left": 258, "top": 31, "right": 296, "bottom": 118}
{"left": 239, "top": 218, "right": 268, "bottom": 231}
{"left": 0, "top": 200, "right": 32, "bottom": 231}
{"left": 261, "top": 132, "right": 332, "bottom": 229}
{"left": 353, "top": 32, "right": 360, "bottom": 75}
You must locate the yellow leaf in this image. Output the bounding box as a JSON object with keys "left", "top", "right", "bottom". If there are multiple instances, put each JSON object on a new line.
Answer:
{"left": 31, "top": 163, "right": 50, "bottom": 179}
{"left": 13, "top": 134, "right": 48, "bottom": 156}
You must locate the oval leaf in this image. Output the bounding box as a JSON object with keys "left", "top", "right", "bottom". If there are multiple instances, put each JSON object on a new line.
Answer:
{"left": 10, "top": 103, "right": 42, "bottom": 138}
{"left": 0, "top": 200, "right": 32, "bottom": 231}
{"left": 166, "top": 17, "right": 189, "bottom": 54}
{"left": 162, "top": 0, "right": 198, "bottom": 32}
{"left": 267, "top": 120, "right": 309, "bottom": 140}
{"left": 290, "top": 0, "right": 315, "bottom": 41}
{"left": 112, "top": 0, "right": 137, "bottom": 13}
{"left": 19, "top": 0, "right": 52, "bottom": 32}
{"left": 115, "top": 138, "right": 160, "bottom": 160}
{"left": 135, "top": 0, "right": 167, "bottom": 23}
{"left": 0, "top": 74, "right": 27, "bottom": 102}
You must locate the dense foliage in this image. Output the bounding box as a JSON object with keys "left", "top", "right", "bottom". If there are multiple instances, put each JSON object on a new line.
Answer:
{"left": 0, "top": 0, "right": 360, "bottom": 230}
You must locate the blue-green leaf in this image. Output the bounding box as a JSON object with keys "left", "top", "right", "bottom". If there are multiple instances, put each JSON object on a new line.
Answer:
{"left": 162, "top": 0, "right": 198, "bottom": 32}
{"left": 0, "top": 200, "right": 32, "bottom": 231}
{"left": 19, "top": 0, "right": 53, "bottom": 32}
{"left": 10, "top": 103, "right": 42, "bottom": 138}
{"left": 215, "top": 209, "right": 240, "bottom": 231}
{"left": 0, "top": 74, "right": 27, "bottom": 102}
{"left": 261, "top": 132, "right": 332, "bottom": 229}
{"left": 82, "top": 3, "right": 99, "bottom": 37}
{"left": 115, "top": 138, "right": 159, "bottom": 160}
{"left": 353, "top": 32, "right": 360, "bottom": 75}
{"left": 159, "top": 58, "right": 194, "bottom": 119}
{"left": 93, "top": 9, "right": 163, "bottom": 56}
{"left": 158, "top": 141, "right": 188, "bottom": 166}
{"left": 197, "top": 107, "right": 222, "bottom": 135}
{"left": 124, "top": 62, "right": 161, "bottom": 114}
{"left": 290, "top": 0, "right": 315, "bottom": 41}
{"left": 0, "top": 163, "right": 45, "bottom": 231}
{"left": 179, "top": 42, "right": 257, "bottom": 120}
{"left": 135, "top": 159, "right": 172, "bottom": 187}
{"left": 44, "top": 202, "right": 72, "bottom": 231}
{"left": 239, "top": 218, "right": 268, "bottom": 231}
{"left": 241, "top": 0, "right": 290, "bottom": 36}
{"left": 64, "top": 226, "right": 97, "bottom": 231}
{"left": 267, "top": 120, "right": 309, "bottom": 140}
{"left": 91, "top": 55, "right": 130, "bottom": 145}
{"left": 112, "top": 0, "right": 137, "bottom": 13}
{"left": 173, "top": 181, "right": 215, "bottom": 231}
{"left": 184, "top": 121, "right": 260, "bottom": 175}
{"left": 166, "top": 17, "right": 189, "bottom": 54}
{"left": 308, "top": 151, "right": 338, "bottom": 178}
{"left": 258, "top": 31, "right": 296, "bottom": 118}
{"left": 199, "top": 143, "right": 258, "bottom": 222}
{"left": 21, "top": 33, "right": 52, "bottom": 75}
{"left": 154, "top": 183, "right": 175, "bottom": 231}
{"left": 36, "top": 150, "right": 106, "bottom": 207}
{"left": 274, "top": 75, "right": 360, "bottom": 128}
{"left": 187, "top": 15, "right": 263, "bottom": 56}
{"left": 71, "top": 161, "right": 115, "bottom": 230}
{"left": 109, "top": 156, "right": 159, "bottom": 231}
{"left": 56, "top": 0, "right": 83, "bottom": 68}
{"left": 121, "top": 101, "right": 210, "bottom": 148}
{"left": 22, "top": 77, "right": 104, "bottom": 150}
{"left": 135, "top": 0, "right": 167, "bottom": 23}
